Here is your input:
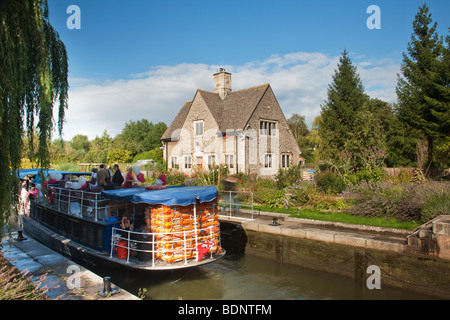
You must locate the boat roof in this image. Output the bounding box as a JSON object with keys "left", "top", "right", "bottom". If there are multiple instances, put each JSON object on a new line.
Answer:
{"left": 15, "top": 169, "right": 91, "bottom": 179}
{"left": 101, "top": 186, "right": 218, "bottom": 206}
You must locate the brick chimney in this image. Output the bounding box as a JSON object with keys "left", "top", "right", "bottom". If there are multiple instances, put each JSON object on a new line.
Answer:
{"left": 213, "top": 68, "right": 231, "bottom": 99}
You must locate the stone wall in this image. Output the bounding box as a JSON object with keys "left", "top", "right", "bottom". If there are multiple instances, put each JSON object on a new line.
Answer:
{"left": 244, "top": 230, "right": 450, "bottom": 299}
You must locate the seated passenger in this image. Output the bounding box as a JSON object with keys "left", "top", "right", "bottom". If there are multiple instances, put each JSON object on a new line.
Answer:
{"left": 103, "top": 177, "right": 115, "bottom": 190}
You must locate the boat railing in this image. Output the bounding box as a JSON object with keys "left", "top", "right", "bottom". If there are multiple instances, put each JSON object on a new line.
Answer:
{"left": 218, "top": 190, "right": 254, "bottom": 219}
{"left": 32, "top": 185, "right": 124, "bottom": 222}
{"left": 110, "top": 224, "right": 221, "bottom": 266}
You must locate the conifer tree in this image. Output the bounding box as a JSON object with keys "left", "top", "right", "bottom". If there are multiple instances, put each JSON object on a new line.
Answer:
{"left": 318, "top": 50, "right": 368, "bottom": 160}
{"left": 396, "top": 4, "right": 449, "bottom": 167}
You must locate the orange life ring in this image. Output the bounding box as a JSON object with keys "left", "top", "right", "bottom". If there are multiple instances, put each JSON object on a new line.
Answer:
{"left": 47, "top": 187, "right": 55, "bottom": 205}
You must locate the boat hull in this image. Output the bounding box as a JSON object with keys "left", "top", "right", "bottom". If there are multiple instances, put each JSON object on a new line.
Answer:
{"left": 23, "top": 213, "right": 225, "bottom": 271}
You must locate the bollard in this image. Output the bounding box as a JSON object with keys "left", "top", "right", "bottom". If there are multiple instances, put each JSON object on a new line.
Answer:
{"left": 97, "top": 276, "right": 118, "bottom": 297}
{"left": 270, "top": 217, "right": 280, "bottom": 226}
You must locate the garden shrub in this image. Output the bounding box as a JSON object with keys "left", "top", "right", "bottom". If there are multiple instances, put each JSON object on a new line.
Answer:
{"left": 316, "top": 171, "right": 347, "bottom": 194}
{"left": 286, "top": 180, "right": 317, "bottom": 207}
{"left": 254, "top": 188, "right": 286, "bottom": 208}
{"left": 347, "top": 181, "right": 450, "bottom": 223}
{"left": 275, "top": 165, "right": 301, "bottom": 189}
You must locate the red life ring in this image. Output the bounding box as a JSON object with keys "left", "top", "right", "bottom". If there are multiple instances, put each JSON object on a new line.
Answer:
{"left": 47, "top": 187, "right": 55, "bottom": 205}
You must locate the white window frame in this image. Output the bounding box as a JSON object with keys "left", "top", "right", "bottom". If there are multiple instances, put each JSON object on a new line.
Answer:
{"left": 207, "top": 154, "right": 216, "bottom": 167}
{"left": 282, "top": 154, "right": 290, "bottom": 168}
{"left": 225, "top": 154, "right": 234, "bottom": 169}
{"left": 184, "top": 156, "right": 192, "bottom": 169}
{"left": 264, "top": 153, "right": 273, "bottom": 168}
{"left": 170, "top": 157, "right": 178, "bottom": 169}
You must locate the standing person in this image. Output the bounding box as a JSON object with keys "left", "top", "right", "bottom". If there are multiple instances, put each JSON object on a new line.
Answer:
{"left": 112, "top": 164, "right": 124, "bottom": 187}
{"left": 97, "top": 164, "right": 110, "bottom": 189}
{"left": 124, "top": 167, "right": 134, "bottom": 188}
{"left": 15, "top": 182, "right": 28, "bottom": 241}
{"left": 90, "top": 167, "right": 98, "bottom": 187}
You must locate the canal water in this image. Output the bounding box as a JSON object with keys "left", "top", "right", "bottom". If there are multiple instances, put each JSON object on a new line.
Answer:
{"left": 93, "top": 252, "right": 432, "bottom": 300}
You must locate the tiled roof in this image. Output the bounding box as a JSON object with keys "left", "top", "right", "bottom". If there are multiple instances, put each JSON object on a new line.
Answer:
{"left": 161, "top": 84, "right": 270, "bottom": 141}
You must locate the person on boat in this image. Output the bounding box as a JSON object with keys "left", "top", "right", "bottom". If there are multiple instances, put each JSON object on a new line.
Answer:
{"left": 32, "top": 170, "right": 43, "bottom": 186}
{"left": 120, "top": 214, "right": 133, "bottom": 231}
{"left": 158, "top": 174, "right": 167, "bottom": 185}
{"left": 103, "top": 176, "right": 115, "bottom": 190}
{"left": 90, "top": 167, "right": 98, "bottom": 187}
{"left": 112, "top": 164, "right": 124, "bottom": 187}
{"left": 124, "top": 167, "right": 134, "bottom": 188}
{"left": 97, "top": 164, "right": 110, "bottom": 189}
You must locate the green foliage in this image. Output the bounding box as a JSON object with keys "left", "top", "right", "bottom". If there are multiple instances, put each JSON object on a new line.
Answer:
{"left": 318, "top": 50, "right": 369, "bottom": 160}
{"left": 133, "top": 147, "right": 163, "bottom": 164}
{"left": 191, "top": 165, "right": 228, "bottom": 188}
{"left": 56, "top": 162, "right": 81, "bottom": 172}
{"left": 115, "top": 120, "right": 167, "bottom": 158}
{"left": 321, "top": 147, "right": 388, "bottom": 185}
{"left": 347, "top": 181, "right": 450, "bottom": 224}
{"left": 396, "top": 3, "right": 450, "bottom": 167}
{"left": 1, "top": 0, "right": 68, "bottom": 231}
{"left": 316, "top": 172, "right": 347, "bottom": 194}
{"left": 275, "top": 165, "right": 301, "bottom": 189}
{"left": 254, "top": 188, "right": 286, "bottom": 209}
{"left": 107, "top": 148, "right": 132, "bottom": 164}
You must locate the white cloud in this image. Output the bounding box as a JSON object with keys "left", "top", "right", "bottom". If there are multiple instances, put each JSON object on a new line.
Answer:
{"left": 57, "top": 52, "right": 400, "bottom": 141}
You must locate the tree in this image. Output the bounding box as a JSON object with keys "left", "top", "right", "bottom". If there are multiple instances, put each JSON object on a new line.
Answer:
{"left": 88, "top": 130, "right": 114, "bottom": 163}
{"left": 318, "top": 50, "right": 369, "bottom": 160}
{"left": 0, "top": 0, "right": 68, "bottom": 230}
{"left": 287, "top": 114, "right": 308, "bottom": 141}
{"left": 396, "top": 4, "right": 449, "bottom": 168}
{"left": 114, "top": 119, "right": 167, "bottom": 158}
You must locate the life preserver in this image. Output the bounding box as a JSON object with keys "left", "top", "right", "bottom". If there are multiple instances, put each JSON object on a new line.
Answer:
{"left": 145, "top": 185, "right": 167, "bottom": 190}
{"left": 47, "top": 187, "right": 55, "bottom": 205}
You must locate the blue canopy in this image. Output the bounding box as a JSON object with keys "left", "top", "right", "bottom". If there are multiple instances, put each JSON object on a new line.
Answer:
{"left": 15, "top": 169, "right": 91, "bottom": 179}
{"left": 101, "top": 186, "right": 218, "bottom": 206}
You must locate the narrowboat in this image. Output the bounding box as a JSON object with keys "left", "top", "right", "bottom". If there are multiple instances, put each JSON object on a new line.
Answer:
{"left": 19, "top": 169, "right": 225, "bottom": 271}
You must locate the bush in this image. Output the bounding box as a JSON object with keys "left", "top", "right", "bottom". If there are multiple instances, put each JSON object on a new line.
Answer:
{"left": 275, "top": 165, "right": 301, "bottom": 189}
{"left": 316, "top": 172, "right": 347, "bottom": 194}
{"left": 254, "top": 188, "right": 286, "bottom": 208}
{"left": 286, "top": 180, "right": 317, "bottom": 207}
{"left": 347, "top": 181, "right": 450, "bottom": 223}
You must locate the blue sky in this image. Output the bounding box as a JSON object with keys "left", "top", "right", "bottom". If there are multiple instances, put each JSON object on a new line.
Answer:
{"left": 46, "top": 0, "right": 450, "bottom": 140}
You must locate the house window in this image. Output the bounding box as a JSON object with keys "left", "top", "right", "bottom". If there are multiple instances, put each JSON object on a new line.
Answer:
{"left": 194, "top": 121, "right": 203, "bottom": 136}
{"left": 170, "top": 157, "right": 178, "bottom": 169}
{"left": 225, "top": 154, "right": 234, "bottom": 169}
{"left": 207, "top": 155, "right": 215, "bottom": 167}
{"left": 184, "top": 156, "right": 192, "bottom": 169}
{"left": 282, "top": 154, "right": 290, "bottom": 168}
{"left": 260, "top": 121, "right": 276, "bottom": 135}
{"left": 264, "top": 154, "right": 273, "bottom": 168}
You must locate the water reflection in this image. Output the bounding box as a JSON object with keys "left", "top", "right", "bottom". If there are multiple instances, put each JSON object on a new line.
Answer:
{"left": 97, "top": 253, "right": 432, "bottom": 300}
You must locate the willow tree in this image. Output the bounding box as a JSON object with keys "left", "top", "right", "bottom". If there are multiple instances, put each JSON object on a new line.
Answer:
{"left": 0, "top": 0, "right": 68, "bottom": 230}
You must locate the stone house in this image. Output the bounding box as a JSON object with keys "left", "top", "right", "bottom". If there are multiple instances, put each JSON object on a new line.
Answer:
{"left": 160, "top": 69, "right": 301, "bottom": 177}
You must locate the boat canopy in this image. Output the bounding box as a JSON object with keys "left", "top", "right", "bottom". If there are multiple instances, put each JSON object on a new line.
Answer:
{"left": 15, "top": 169, "right": 91, "bottom": 179}
{"left": 101, "top": 186, "right": 218, "bottom": 206}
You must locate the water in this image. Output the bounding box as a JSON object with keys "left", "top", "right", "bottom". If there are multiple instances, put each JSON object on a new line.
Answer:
{"left": 95, "top": 253, "right": 433, "bottom": 300}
